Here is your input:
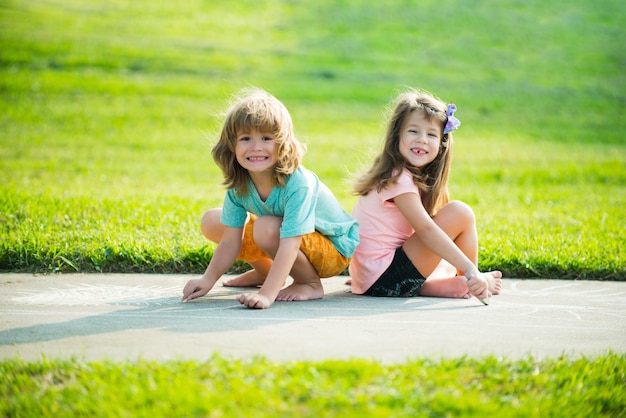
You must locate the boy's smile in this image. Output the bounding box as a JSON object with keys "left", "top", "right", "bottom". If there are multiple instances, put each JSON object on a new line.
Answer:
{"left": 235, "top": 129, "right": 278, "bottom": 174}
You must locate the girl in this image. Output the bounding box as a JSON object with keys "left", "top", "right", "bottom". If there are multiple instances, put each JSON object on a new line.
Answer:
{"left": 349, "top": 89, "right": 502, "bottom": 303}
{"left": 182, "top": 88, "right": 359, "bottom": 309}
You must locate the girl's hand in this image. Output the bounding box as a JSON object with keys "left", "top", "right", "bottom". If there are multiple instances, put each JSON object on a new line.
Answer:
{"left": 238, "top": 292, "right": 273, "bottom": 309}
{"left": 465, "top": 270, "right": 491, "bottom": 300}
{"left": 182, "top": 277, "right": 215, "bottom": 302}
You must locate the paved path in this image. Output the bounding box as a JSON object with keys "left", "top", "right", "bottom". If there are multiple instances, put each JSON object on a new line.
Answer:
{"left": 1, "top": 273, "right": 624, "bottom": 363}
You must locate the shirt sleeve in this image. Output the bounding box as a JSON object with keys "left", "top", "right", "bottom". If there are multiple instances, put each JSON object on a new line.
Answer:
{"left": 279, "top": 184, "right": 316, "bottom": 238}
{"left": 220, "top": 189, "right": 248, "bottom": 228}
{"left": 378, "top": 171, "right": 420, "bottom": 204}
{"left": 278, "top": 170, "right": 318, "bottom": 238}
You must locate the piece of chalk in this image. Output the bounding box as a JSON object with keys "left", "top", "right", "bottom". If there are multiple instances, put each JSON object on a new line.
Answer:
{"left": 479, "top": 298, "right": 489, "bottom": 305}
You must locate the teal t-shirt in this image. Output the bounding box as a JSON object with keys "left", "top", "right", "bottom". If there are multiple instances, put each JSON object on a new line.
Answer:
{"left": 220, "top": 166, "right": 359, "bottom": 258}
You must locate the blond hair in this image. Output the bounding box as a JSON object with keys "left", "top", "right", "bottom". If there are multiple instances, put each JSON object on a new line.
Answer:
{"left": 211, "top": 88, "right": 305, "bottom": 195}
{"left": 353, "top": 89, "right": 454, "bottom": 216}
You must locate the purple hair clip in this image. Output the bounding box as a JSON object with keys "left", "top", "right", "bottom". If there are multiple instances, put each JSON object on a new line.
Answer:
{"left": 443, "top": 104, "right": 461, "bottom": 134}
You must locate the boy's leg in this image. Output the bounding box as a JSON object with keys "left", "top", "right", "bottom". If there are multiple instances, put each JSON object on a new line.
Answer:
{"left": 222, "top": 259, "right": 272, "bottom": 287}
{"left": 200, "top": 208, "right": 225, "bottom": 242}
{"left": 202, "top": 209, "right": 272, "bottom": 287}
{"left": 277, "top": 230, "right": 350, "bottom": 301}
{"left": 253, "top": 216, "right": 324, "bottom": 301}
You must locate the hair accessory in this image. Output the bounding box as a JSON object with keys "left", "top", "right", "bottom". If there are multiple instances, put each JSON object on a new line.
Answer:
{"left": 443, "top": 104, "right": 461, "bottom": 134}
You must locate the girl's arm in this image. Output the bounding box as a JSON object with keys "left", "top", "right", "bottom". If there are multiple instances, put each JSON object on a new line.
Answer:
{"left": 238, "top": 235, "right": 302, "bottom": 309}
{"left": 182, "top": 226, "right": 243, "bottom": 302}
{"left": 394, "top": 192, "right": 488, "bottom": 297}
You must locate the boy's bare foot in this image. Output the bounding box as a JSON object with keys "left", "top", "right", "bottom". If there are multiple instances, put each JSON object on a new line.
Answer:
{"left": 344, "top": 278, "right": 352, "bottom": 285}
{"left": 483, "top": 270, "right": 503, "bottom": 295}
{"left": 276, "top": 282, "right": 324, "bottom": 301}
{"left": 222, "top": 270, "right": 266, "bottom": 287}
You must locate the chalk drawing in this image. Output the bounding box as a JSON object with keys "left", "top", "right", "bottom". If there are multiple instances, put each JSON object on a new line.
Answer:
{"left": 12, "top": 284, "right": 181, "bottom": 306}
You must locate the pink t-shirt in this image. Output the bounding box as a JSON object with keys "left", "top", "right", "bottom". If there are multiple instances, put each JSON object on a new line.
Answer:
{"left": 349, "top": 170, "right": 419, "bottom": 294}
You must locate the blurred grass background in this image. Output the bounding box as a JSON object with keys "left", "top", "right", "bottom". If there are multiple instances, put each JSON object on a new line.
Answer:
{"left": 3, "top": 353, "right": 625, "bottom": 417}
{"left": 1, "top": 0, "right": 624, "bottom": 278}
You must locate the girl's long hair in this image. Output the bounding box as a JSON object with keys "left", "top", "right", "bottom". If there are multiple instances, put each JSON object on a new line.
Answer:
{"left": 353, "top": 89, "right": 454, "bottom": 216}
{"left": 211, "top": 88, "right": 305, "bottom": 195}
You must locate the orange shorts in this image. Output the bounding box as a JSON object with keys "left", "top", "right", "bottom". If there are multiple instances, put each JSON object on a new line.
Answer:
{"left": 237, "top": 214, "right": 350, "bottom": 278}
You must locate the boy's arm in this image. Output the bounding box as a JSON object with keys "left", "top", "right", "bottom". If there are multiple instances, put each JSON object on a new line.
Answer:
{"left": 182, "top": 226, "right": 243, "bottom": 302}
{"left": 238, "top": 235, "right": 302, "bottom": 309}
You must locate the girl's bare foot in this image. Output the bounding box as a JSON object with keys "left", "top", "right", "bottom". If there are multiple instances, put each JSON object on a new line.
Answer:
{"left": 276, "top": 282, "right": 324, "bottom": 301}
{"left": 419, "top": 275, "right": 470, "bottom": 299}
{"left": 222, "top": 270, "right": 266, "bottom": 287}
{"left": 483, "top": 270, "right": 503, "bottom": 295}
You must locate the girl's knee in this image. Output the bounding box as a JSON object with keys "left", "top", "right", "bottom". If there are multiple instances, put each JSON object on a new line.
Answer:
{"left": 201, "top": 208, "right": 223, "bottom": 242}
{"left": 447, "top": 200, "right": 475, "bottom": 224}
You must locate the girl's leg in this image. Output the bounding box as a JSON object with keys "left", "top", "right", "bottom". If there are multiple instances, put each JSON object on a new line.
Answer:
{"left": 403, "top": 200, "right": 501, "bottom": 298}
{"left": 201, "top": 209, "right": 271, "bottom": 287}
{"left": 421, "top": 259, "right": 471, "bottom": 298}
{"left": 252, "top": 216, "right": 323, "bottom": 301}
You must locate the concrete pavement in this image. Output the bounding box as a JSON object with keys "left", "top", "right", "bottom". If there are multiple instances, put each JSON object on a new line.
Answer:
{"left": 1, "top": 273, "right": 624, "bottom": 363}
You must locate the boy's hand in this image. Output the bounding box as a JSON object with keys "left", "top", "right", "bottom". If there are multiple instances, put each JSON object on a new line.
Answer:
{"left": 238, "top": 292, "right": 273, "bottom": 309}
{"left": 182, "top": 278, "right": 214, "bottom": 302}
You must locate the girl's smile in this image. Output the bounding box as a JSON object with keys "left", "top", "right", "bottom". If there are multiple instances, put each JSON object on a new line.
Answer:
{"left": 398, "top": 111, "right": 442, "bottom": 168}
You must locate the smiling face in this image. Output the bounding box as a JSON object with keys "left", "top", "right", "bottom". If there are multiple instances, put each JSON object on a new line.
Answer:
{"left": 398, "top": 110, "right": 443, "bottom": 169}
{"left": 235, "top": 128, "right": 278, "bottom": 176}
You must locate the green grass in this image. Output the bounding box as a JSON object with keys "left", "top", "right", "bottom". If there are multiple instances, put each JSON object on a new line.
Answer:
{"left": 1, "top": 0, "right": 625, "bottom": 279}
{"left": 1, "top": 2, "right": 625, "bottom": 413}
{"left": 2, "top": 353, "right": 624, "bottom": 417}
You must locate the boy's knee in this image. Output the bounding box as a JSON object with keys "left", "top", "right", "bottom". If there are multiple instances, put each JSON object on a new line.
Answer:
{"left": 253, "top": 216, "right": 281, "bottom": 248}
{"left": 201, "top": 208, "right": 222, "bottom": 241}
